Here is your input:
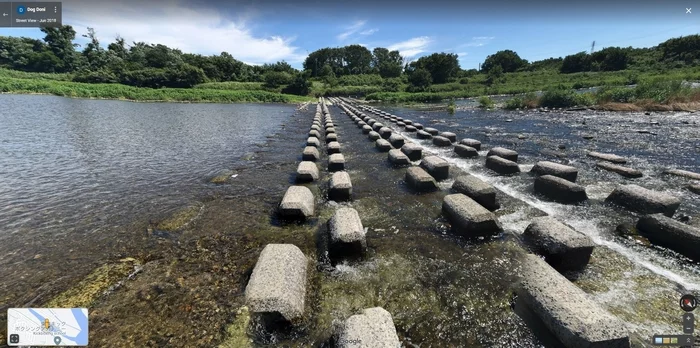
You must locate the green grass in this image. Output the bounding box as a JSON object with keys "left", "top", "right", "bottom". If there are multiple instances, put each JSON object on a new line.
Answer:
{"left": 193, "top": 81, "right": 267, "bottom": 91}
{"left": 0, "top": 74, "right": 312, "bottom": 103}
{"left": 0, "top": 68, "right": 73, "bottom": 81}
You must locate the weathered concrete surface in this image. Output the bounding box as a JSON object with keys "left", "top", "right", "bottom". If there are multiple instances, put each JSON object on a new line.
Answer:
{"left": 664, "top": 168, "right": 700, "bottom": 181}
{"left": 424, "top": 127, "right": 439, "bottom": 136}
{"left": 400, "top": 143, "right": 423, "bottom": 161}
{"left": 327, "top": 141, "right": 342, "bottom": 155}
{"left": 452, "top": 174, "right": 500, "bottom": 211}
{"left": 373, "top": 123, "right": 386, "bottom": 132}
{"left": 336, "top": 307, "right": 400, "bottom": 348}
{"left": 420, "top": 155, "right": 450, "bottom": 181}
{"left": 523, "top": 216, "right": 594, "bottom": 273}
{"left": 587, "top": 151, "right": 627, "bottom": 164}
{"left": 328, "top": 207, "right": 366, "bottom": 259}
{"left": 311, "top": 124, "right": 321, "bottom": 131}
{"left": 367, "top": 119, "right": 377, "bottom": 127}
{"left": 389, "top": 134, "right": 405, "bottom": 148}
{"left": 405, "top": 166, "right": 438, "bottom": 192}
{"left": 245, "top": 244, "right": 308, "bottom": 322}
{"left": 405, "top": 125, "right": 417, "bottom": 132}
{"left": 605, "top": 184, "right": 681, "bottom": 217}
{"left": 454, "top": 144, "right": 479, "bottom": 158}
{"left": 531, "top": 161, "right": 579, "bottom": 182}
{"left": 329, "top": 171, "right": 353, "bottom": 201}
{"left": 375, "top": 139, "right": 393, "bottom": 152}
{"left": 308, "top": 130, "right": 321, "bottom": 139}
{"left": 306, "top": 137, "right": 321, "bottom": 148}
{"left": 413, "top": 123, "right": 424, "bottom": 130}
{"left": 326, "top": 133, "right": 338, "bottom": 143}
{"left": 403, "top": 120, "right": 413, "bottom": 125}
{"left": 514, "top": 254, "right": 631, "bottom": 348}
{"left": 397, "top": 121, "right": 406, "bottom": 127}
{"left": 534, "top": 175, "right": 588, "bottom": 203}
{"left": 596, "top": 162, "right": 643, "bottom": 178}
{"left": 362, "top": 125, "right": 372, "bottom": 134}
{"left": 442, "top": 193, "right": 502, "bottom": 237}
{"left": 487, "top": 147, "right": 519, "bottom": 162}
{"left": 388, "top": 149, "right": 411, "bottom": 166}
{"left": 368, "top": 131, "right": 381, "bottom": 141}
{"left": 328, "top": 153, "right": 346, "bottom": 172}
{"left": 417, "top": 130, "right": 433, "bottom": 139}
{"left": 302, "top": 146, "right": 320, "bottom": 162}
{"left": 440, "top": 132, "right": 457, "bottom": 142}
{"left": 296, "top": 161, "right": 319, "bottom": 182}
{"left": 433, "top": 136, "right": 452, "bottom": 147}
{"left": 459, "top": 138, "right": 482, "bottom": 151}
{"left": 279, "top": 186, "right": 315, "bottom": 219}
{"left": 485, "top": 156, "right": 521, "bottom": 175}
{"left": 326, "top": 127, "right": 336, "bottom": 134}
{"left": 379, "top": 127, "right": 393, "bottom": 139}
{"left": 636, "top": 214, "right": 700, "bottom": 261}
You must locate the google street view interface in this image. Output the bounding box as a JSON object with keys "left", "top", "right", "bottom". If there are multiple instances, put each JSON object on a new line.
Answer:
{"left": 2, "top": 0, "right": 700, "bottom": 346}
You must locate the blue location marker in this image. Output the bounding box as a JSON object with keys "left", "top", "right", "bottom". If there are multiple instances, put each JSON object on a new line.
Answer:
{"left": 17, "top": 5, "right": 26, "bottom": 15}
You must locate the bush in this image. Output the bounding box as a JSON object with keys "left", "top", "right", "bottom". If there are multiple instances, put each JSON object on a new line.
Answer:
{"left": 282, "top": 75, "right": 311, "bottom": 96}
{"left": 504, "top": 97, "right": 525, "bottom": 110}
{"left": 263, "top": 71, "right": 292, "bottom": 88}
{"left": 382, "top": 77, "right": 403, "bottom": 92}
{"left": 408, "top": 68, "right": 432, "bottom": 90}
{"left": 478, "top": 96, "right": 494, "bottom": 109}
{"left": 595, "top": 87, "right": 636, "bottom": 103}
{"left": 634, "top": 79, "right": 691, "bottom": 103}
{"left": 337, "top": 74, "right": 383, "bottom": 86}
{"left": 73, "top": 69, "right": 119, "bottom": 83}
{"left": 459, "top": 77, "right": 469, "bottom": 84}
{"left": 539, "top": 87, "right": 594, "bottom": 108}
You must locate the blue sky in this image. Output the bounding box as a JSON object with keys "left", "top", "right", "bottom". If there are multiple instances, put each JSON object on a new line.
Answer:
{"left": 1, "top": 0, "right": 698, "bottom": 69}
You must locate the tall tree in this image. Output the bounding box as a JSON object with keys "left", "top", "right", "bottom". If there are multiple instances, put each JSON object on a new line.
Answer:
{"left": 409, "top": 53, "right": 459, "bottom": 83}
{"left": 481, "top": 50, "right": 528, "bottom": 73}
{"left": 40, "top": 25, "right": 79, "bottom": 72}
{"left": 372, "top": 47, "right": 403, "bottom": 78}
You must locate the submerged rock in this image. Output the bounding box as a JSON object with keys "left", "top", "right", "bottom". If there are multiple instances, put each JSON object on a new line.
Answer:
{"left": 523, "top": 216, "right": 594, "bottom": 273}
{"left": 636, "top": 214, "right": 700, "bottom": 261}
{"left": 335, "top": 307, "right": 400, "bottom": 348}
{"left": 245, "top": 244, "right": 307, "bottom": 322}
{"left": 606, "top": 184, "right": 680, "bottom": 217}
{"left": 514, "top": 254, "right": 631, "bottom": 348}
{"left": 442, "top": 193, "right": 502, "bottom": 237}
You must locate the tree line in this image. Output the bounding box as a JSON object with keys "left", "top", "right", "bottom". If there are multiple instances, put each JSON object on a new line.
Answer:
{"left": 2, "top": 25, "right": 700, "bottom": 94}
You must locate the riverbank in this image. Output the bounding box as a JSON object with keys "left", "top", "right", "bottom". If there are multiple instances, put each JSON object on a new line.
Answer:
{"left": 0, "top": 75, "right": 312, "bottom": 104}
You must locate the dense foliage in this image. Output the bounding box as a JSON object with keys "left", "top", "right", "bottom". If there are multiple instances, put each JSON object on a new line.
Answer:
{"left": 481, "top": 50, "right": 528, "bottom": 73}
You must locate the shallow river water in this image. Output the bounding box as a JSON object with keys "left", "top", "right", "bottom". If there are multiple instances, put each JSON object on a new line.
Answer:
{"left": 0, "top": 94, "right": 698, "bottom": 347}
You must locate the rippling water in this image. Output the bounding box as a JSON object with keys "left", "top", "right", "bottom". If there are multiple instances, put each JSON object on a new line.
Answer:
{"left": 0, "top": 95, "right": 294, "bottom": 296}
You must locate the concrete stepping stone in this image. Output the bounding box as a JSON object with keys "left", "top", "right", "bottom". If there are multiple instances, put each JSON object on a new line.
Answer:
{"left": 405, "top": 166, "right": 438, "bottom": 192}
{"left": 309, "top": 130, "right": 321, "bottom": 139}
{"left": 400, "top": 143, "right": 423, "bottom": 161}
{"left": 403, "top": 120, "right": 413, "bottom": 125}
{"left": 459, "top": 138, "right": 481, "bottom": 151}
{"left": 328, "top": 207, "right": 366, "bottom": 259}
{"left": 328, "top": 153, "right": 346, "bottom": 172}
{"left": 523, "top": 216, "right": 594, "bottom": 273}
{"left": 279, "top": 186, "right": 315, "bottom": 219}
{"left": 636, "top": 214, "right": 700, "bottom": 261}
{"left": 245, "top": 244, "right": 307, "bottom": 322}
{"left": 442, "top": 193, "right": 502, "bottom": 237}
{"left": 424, "top": 127, "right": 439, "bottom": 136}
{"left": 397, "top": 121, "right": 406, "bottom": 127}
{"left": 296, "top": 161, "right": 319, "bottom": 182}
{"left": 329, "top": 171, "right": 352, "bottom": 201}
{"left": 327, "top": 141, "right": 341, "bottom": 155}
{"left": 587, "top": 151, "right": 627, "bottom": 164}
{"left": 326, "top": 133, "right": 338, "bottom": 143}
{"left": 302, "top": 146, "right": 320, "bottom": 161}
{"left": 417, "top": 130, "right": 432, "bottom": 139}
{"left": 379, "top": 127, "right": 392, "bottom": 139}
{"left": 534, "top": 175, "right": 588, "bottom": 203}
{"left": 413, "top": 123, "right": 424, "bottom": 130}
{"left": 388, "top": 134, "right": 405, "bottom": 148}
{"left": 388, "top": 149, "right": 410, "bottom": 166}
{"left": 454, "top": 144, "right": 478, "bottom": 158}
{"left": 452, "top": 174, "right": 499, "bottom": 211}
{"left": 306, "top": 137, "right": 320, "bottom": 148}
{"left": 368, "top": 131, "right": 380, "bottom": 141}
{"left": 362, "top": 125, "right": 372, "bottom": 134}
{"left": 514, "top": 254, "right": 630, "bottom": 348}
{"left": 487, "top": 147, "right": 518, "bottom": 162}
{"left": 596, "top": 162, "right": 642, "bottom": 178}
{"left": 326, "top": 127, "right": 336, "bottom": 134}
{"left": 375, "top": 139, "right": 392, "bottom": 152}
{"left": 531, "top": 161, "right": 579, "bottom": 182}
{"left": 432, "top": 136, "right": 452, "bottom": 147}
{"left": 405, "top": 125, "right": 417, "bottom": 132}
{"left": 664, "top": 168, "right": 700, "bottom": 180}
{"left": 485, "top": 156, "right": 520, "bottom": 175}
{"left": 440, "top": 132, "right": 457, "bottom": 142}
{"left": 690, "top": 183, "right": 700, "bottom": 195}
{"left": 420, "top": 156, "right": 450, "bottom": 181}
{"left": 336, "top": 307, "right": 400, "bottom": 348}
{"left": 606, "top": 184, "right": 680, "bottom": 217}
{"left": 311, "top": 125, "right": 321, "bottom": 131}
{"left": 373, "top": 123, "right": 385, "bottom": 132}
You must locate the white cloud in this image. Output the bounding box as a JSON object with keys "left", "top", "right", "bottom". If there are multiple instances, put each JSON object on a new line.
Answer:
{"left": 63, "top": 1, "right": 305, "bottom": 64}
{"left": 337, "top": 20, "right": 367, "bottom": 41}
{"left": 387, "top": 36, "right": 432, "bottom": 58}
{"left": 457, "top": 52, "right": 468, "bottom": 57}
{"left": 360, "top": 29, "right": 378, "bottom": 35}
{"left": 462, "top": 36, "right": 496, "bottom": 47}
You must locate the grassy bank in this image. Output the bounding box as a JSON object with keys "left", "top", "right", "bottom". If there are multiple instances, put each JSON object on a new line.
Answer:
{"left": 0, "top": 70, "right": 312, "bottom": 104}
